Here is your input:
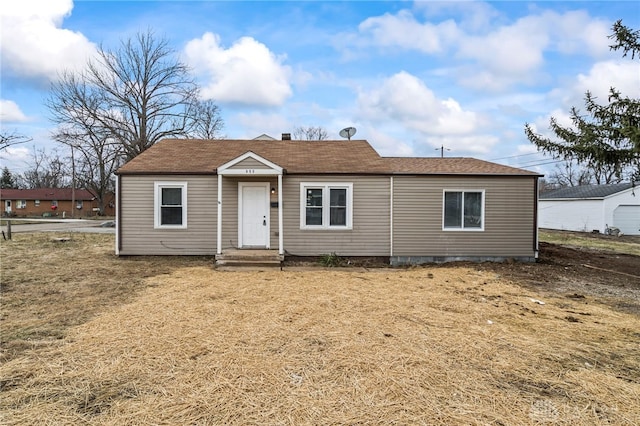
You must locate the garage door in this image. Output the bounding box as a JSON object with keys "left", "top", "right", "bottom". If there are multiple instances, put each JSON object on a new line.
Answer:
{"left": 613, "top": 205, "right": 640, "bottom": 235}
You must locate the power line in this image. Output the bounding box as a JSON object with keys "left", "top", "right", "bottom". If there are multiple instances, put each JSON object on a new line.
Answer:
{"left": 489, "top": 152, "right": 545, "bottom": 161}
{"left": 514, "top": 158, "right": 566, "bottom": 168}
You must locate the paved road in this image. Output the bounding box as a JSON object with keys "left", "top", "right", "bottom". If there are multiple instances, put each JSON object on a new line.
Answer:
{"left": 1, "top": 219, "right": 115, "bottom": 234}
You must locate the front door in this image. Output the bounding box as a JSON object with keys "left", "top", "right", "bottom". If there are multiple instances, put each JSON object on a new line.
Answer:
{"left": 4, "top": 200, "right": 11, "bottom": 215}
{"left": 239, "top": 182, "right": 269, "bottom": 248}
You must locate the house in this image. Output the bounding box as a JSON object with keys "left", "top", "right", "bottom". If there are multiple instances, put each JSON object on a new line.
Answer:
{"left": 539, "top": 183, "right": 639, "bottom": 235}
{"left": 0, "top": 188, "right": 115, "bottom": 218}
{"left": 115, "top": 138, "right": 541, "bottom": 264}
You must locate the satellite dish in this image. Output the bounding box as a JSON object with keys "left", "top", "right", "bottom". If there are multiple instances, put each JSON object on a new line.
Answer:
{"left": 339, "top": 127, "right": 357, "bottom": 140}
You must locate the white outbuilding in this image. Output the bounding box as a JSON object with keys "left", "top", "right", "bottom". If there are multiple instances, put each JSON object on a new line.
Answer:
{"left": 539, "top": 182, "right": 639, "bottom": 235}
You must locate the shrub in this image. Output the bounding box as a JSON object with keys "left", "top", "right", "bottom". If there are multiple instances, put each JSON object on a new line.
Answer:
{"left": 319, "top": 252, "right": 342, "bottom": 267}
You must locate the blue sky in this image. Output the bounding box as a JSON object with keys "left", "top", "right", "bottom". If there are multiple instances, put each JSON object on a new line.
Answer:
{"left": 1, "top": 0, "right": 639, "bottom": 176}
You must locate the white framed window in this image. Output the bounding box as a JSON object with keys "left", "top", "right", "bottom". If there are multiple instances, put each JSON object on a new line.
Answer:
{"left": 443, "top": 190, "right": 484, "bottom": 231}
{"left": 76, "top": 200, "right": 83, "bottom": 209}
{"left": 300, "top": 182, "right": 353, "bottom": 230}
{"left": 16, "top": 200, "right": 27, "bottom": 209}
{"left": 34, "top": 200, "right": 40, "bottom": 206}
{"left": 154, "top": 182, "right": 187, "bottom": 229}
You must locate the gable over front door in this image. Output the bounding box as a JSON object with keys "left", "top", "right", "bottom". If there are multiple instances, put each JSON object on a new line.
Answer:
{"left": 238, "top": 182, "right": 270, "bottom": 248}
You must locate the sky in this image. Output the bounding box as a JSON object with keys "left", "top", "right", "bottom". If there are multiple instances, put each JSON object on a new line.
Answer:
{"left": 1, "top": 0, "right": 639, "bottom": 177}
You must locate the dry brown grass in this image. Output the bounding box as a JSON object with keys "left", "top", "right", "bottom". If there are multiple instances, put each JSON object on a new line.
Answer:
{"left": 540, "top": 229, "right": 640, "bottom": 256}
{"left": 1, "top": 233, "right": 639, "bottom": 425}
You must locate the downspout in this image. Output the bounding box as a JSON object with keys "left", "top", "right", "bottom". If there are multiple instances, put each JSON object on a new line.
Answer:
{"left": 534, "top": 177, "right": 539, "bottom": 260}
{"left": 390, "top": 176, "right": 394, "bottom": 263}
{"left": 278, "top": 173, "right": 283, "bottom": 255}
{"left": 116, "top": 174, "right": 121, "bottom": 255}
{"left": 217, "top": 174, "right": 222, "bottom": 255}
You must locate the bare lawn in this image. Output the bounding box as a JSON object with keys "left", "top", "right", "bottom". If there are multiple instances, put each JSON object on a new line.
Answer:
{"left": 1, "top": 233, "right": 639, "bottom": 425}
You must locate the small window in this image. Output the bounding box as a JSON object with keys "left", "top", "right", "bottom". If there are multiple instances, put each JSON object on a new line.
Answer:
{"left": 16, "top": 200, "right": 27, "bottom": 209}
{"left": 35, "top": 200, "right": 40, "bottom": 206}
{"left": 76, "top": 200, "right": 83, "bottom": 209}
{"left": 300, "top": 183, "right": 352, "bottom": 229}
{"left": 443, "top": 190, "right": 484, "bottom": 231}
{"left": 154, "top": 182, "right": 187, "bottom": 228}
{"left": 51, "top": 200, "right": 58, "bottom": 210}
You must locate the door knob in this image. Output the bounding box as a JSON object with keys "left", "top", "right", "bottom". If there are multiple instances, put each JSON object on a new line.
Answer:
{"left": 263, "top": 216, "right": 266, "bottom": 226}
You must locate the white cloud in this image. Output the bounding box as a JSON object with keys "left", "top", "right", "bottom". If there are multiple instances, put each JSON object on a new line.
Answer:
{"left": 232, "top": 111, "right": 291, "bottom": 139}
{"left": 528, "top": 108, "right": 574, "bottom": 140}
{"left": 575, "top": 61, "right": 640, "bottom": 101}
{"left": 0, "top": 0, "right": 96, "bottom": 80}
{"left": 413, "top": 1, "right": 500, "bottom": 32}
{"left": 355, "top": 71, "right": 502, "bottom": 155}
{"left": 458, "top": 16, "right": 548, "bottom": 77}
{"left": 364, "top": 127, "right": 415, "bottom": 157}
{"left": 0, "top": 100, "right": 29, "bottom": 123}
{"left": 358, "top": 10, "right": 460, "bottom": 54}
{"left": 0, "top": 146, "right": 31, "bottom": 173}
{"left": 351, "top": 7, "right": 611, "bottom": 92}
{"left": 457, "top": 11, "right": 609, "bottom": 86}
{"left": 183, "top": 33, "right": 293, "bottom": 107}
{"left": 357, "top": 71, "right": 480, "bottom": 136}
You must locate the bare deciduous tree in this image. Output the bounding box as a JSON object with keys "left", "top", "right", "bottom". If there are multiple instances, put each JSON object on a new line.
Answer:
{"left": 547, "top": 162, "right": 593, "bottom": 188}
{"left": 48, "top": 30, "right": 209, "bottom": 162}
{"left": 546, "top": 159, "right": 624, "bottom": 188}
{"left": 0, "top": 131, "right": 31, "bottom": 151}
{"left": 19, "top": 147, "right": 70, "bottom": 189}
{"left": 188, "top": 99, "right": 225, "bottom": 139}
{"left": 293, "top": 126, "right": 329, "bottom": 141}
{"left": 55, "top": 127, "right": 122, "bottom": 215}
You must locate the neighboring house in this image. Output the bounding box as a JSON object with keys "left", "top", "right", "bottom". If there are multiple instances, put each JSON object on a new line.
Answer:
{"left": 539, "top": 183, "right": 640, "bottom": 235}
{"left": 115, "top": 138, "right": 541, "bottom": 264}
{"left": 0, "top": 188, "right": 115, "bottom": 218}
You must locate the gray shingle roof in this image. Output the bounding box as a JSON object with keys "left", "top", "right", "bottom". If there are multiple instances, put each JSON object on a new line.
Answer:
{"left": 539, "top": 182, "right": 637, "bottom": 199}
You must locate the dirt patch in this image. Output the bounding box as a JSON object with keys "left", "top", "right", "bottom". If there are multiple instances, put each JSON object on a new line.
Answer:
{"left": 482, "top": 240, "right": 640, "bottom": 315}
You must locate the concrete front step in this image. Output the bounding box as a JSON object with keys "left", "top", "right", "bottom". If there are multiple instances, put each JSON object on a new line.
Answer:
{"left": 216, "top": 259, "right": 282, "bottom": 267}
{"left": 215, "top": 250, "right": 283, "bottom": 268}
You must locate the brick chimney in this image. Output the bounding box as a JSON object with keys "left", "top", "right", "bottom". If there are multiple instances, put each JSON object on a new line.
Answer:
{"left": 281, "top": 133, "right": 291, "bottom": 140}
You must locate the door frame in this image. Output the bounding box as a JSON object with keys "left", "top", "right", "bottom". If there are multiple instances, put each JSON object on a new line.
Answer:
{"left": 238, "top": 182, "right": 270, "bottom": 248}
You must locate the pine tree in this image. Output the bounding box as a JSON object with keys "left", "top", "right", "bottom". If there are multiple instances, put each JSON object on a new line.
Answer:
{"left": 1, "top": 167, "right": 17, "bottom": 189}
{"left": 525, "top": 21, "right": 640, "bottom": 181}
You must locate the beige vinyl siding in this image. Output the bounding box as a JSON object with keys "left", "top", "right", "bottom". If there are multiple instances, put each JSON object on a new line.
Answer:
{"left": 229, "top": 157, "right": 272, "bottom": 169}
{"left": 119, "top": 175, "right": 217, "bottom": 255}
{"left": 220, "top": 176, "right": 279, "bottom": 250}
{"left": 392, "top": 176, "right": 536, "bottom": 257}
{"left": 282, "top": 175, "right": 390, "bottom": 256}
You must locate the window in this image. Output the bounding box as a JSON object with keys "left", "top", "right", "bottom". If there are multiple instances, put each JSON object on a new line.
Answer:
{"left": 300, "top": 183, "right": 352, "bottom": 229}
{"left": 154, "top": 182, "right": 187, "bottom": 228}
{"left": 76, "top": 200, "right": 83, "bottom": 209}
{"left": 16, "top": 200, "right": 27, "bottom": 209}
{"left": 34, "top": 200, "right": 40, "bottom": 206}
{"left": 51, "top": 200, "right": 58, "bottom": 210}
{"left": 443, "top": 190, "right": 484, "bottom": 231}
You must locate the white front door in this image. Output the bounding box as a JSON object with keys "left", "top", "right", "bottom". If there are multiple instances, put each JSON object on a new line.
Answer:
{"left": 239, "top": 182, "right": 269, "bottom": 247}
{"left": 4, "top": 200, "right": 11, "bottom": 214}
